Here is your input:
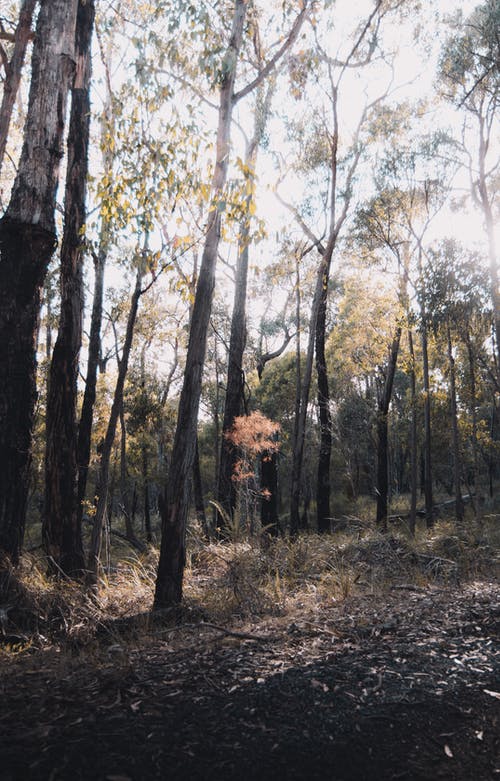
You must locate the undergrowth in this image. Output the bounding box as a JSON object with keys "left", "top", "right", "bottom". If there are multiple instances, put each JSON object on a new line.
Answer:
{"left": 1, "top": 515, "right": 498, "bottom": 658}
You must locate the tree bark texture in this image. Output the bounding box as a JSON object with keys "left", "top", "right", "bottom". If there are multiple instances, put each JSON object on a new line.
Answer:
{"left": 154, "top": 1, "right": 247, "bottom": 609}
{"left": 43, "top": 0, "right": 95, "bottom": 577}
{"left": 0, "top": 0, "right": 78, "bottom": 564}
{"left": 0, "top": 0, "right": 37, "bottom": 177}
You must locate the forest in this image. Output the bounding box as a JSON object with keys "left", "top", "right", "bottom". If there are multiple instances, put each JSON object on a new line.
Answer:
{"left": 0, "top": 1, "right": 499, "bottom": 779}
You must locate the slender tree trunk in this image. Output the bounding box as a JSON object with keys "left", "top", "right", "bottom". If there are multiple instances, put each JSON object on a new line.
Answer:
{"left": 421, "top": 317, "right": 434, "bottom": 528}
{"left": 290, "top": 255, "right": 324, "bottom": 536}
{"left": 447, "top": 321, "right": 464, "bottom": 524}
{"left": 88, "top": 267, "right": 143, "bottom": 581}
{"left": 43, "top": 0, "right": 95, "bottom": 577}
{"left": 76, "top": 116, "right": 113, "bottom": 526}
{"left": 217, "top": 169, "right": 251, "bottom": 525}
{"left": 0, "top": 0, "right": 37, "bottom": 177}
{"left": 154, "top": 1, "right": 247, "bottom": 609}
{"left": 0, "top": 0, "right": 78, "bottom": 568}
{"left": 375, "top": 327, "right": 402, "bottom": 531}
{"left": 408, "top": 329, "right": 418, "bottom": 536}
{"left": 218, "top": 80, "right": 274, "bottom": 529}
{"left": 315, "top": 250, "right": 334, "bottom": 533}
{"left": 142, "top": 446, "right": 152, "bottom": 543}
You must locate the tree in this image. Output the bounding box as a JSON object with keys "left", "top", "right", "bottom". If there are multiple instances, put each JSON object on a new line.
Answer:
{"left": 0, "top": 0, "right": 78, "bottom": 570}
{"left": 439, "top": 1, "right": 500, "bottom": 373}
{"left": 43, "top": 0, "right": 95, "bottom": 578}
{"left": 154, "top": 0, "right": 311, "bottom": 609}
{"left": 0, "top": 0, "right": 37, "bottom": 177}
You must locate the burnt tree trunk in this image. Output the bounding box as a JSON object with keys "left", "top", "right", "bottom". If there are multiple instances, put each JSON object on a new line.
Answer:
{"left": 0, "top": 0, "right": 78, "bottom": 568}
{"left": 43, "top": 0, "right": 94, "bottom": 577}
{"left": 0, "top": 0, "right": 37, "bottom": 176}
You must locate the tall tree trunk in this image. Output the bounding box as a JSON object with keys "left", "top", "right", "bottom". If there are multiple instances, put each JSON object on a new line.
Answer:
{"left": 315, "top": 250, "right": 334, "bottom": 533}
{"left": 421, "top": 319, "right": 434, "bottom": 528}
{"left": 218, "top": 80, "right": 274, "bottom": 529}
{"left": 0, "top": 0, "right": 78, "bottom": 568}
{"left": 408, "top": 329, "right": 418, "bottom": 536}
{"left": 154, "top": 1, "right": 247, "bottom": 610}
{"left": 465, "top": 326, "right": 479, "bottom": 508}
{"left": 447, "top": 321, "right": 464, "bottom": 524}
{"left": 43, "top": 0, "right": 95, "bottom": 578}
{"left": 88, "top": 267, "right": 143, "bottom": 581}
{"left": 375, "top": 327, "right": 402, "bottom": 531}
{"left": 217, "top": 177, "right": 251, "bottom": 526}
{"left": 76, "top": 101, "right": 113, "bottom": 526}
{"left": 290, "top": 255, "right": 324, "bottom": 536}
{"left": 0, "top": 0, "right": 37, "bottom": 177}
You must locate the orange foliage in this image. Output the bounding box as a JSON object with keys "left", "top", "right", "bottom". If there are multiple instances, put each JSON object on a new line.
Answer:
{"left": 225, "top": 411, "right": 280, "bottom": 455}
{"left": 225, "top": 411, "right": 280, "bottom": 485}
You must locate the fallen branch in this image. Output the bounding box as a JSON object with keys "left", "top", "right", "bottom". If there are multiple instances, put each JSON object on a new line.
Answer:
{"left": 155, "top": 621, "right": 278, "bottom": 643}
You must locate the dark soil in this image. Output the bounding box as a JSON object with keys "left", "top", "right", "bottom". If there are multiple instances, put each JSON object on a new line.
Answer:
{"left": 1, "top": 581, "right": 499, "bottom": 781}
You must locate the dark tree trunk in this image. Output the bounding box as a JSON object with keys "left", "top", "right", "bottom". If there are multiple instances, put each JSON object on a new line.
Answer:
{"left": 315, "top": 253, "right": 333, "bottom": 533}
{"left": 260, "top": 450, "right": 279, "bottom": 535}
{"left": 43, "top": 0, "right": 95, "bottom": 577}
{"left": 217, "top": 226, "right": 247, "bottom": 523}
{"left": 375, "top": 327, "right": 401, "bottom": 531}
{"left": 0, "top": 0, "right": 37, "bottom": 177}
{"left": 77, "top": 88, "right": 114, "bottom": 526}
{"left": 0, "top": 0, "right": 78, "bottom": 568}
{"left": 154, "top": 1, "right": 247, "bottom": 610}
{"left": 88, "top": 267, "right": 143, "bottom": 581}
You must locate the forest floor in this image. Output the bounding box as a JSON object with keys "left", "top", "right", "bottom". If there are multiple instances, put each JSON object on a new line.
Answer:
{"left": 0, "top": 521, "right": 499, "bottom": 780}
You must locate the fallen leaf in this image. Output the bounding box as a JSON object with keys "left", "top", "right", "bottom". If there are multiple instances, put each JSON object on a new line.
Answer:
{"left": 483, "top": 690, "right": 500, "bottom": 700}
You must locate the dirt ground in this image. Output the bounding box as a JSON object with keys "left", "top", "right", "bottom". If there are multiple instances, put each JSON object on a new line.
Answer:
{"left": 1, "top": 579, "right": 499, "bottom": 781}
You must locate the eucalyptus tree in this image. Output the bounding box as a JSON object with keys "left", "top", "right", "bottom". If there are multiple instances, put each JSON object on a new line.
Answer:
{"left": 154, "top": 0, "right": 312, "bottom": 608}
{"left": 424, "top": 239, "right": 489, "bottom": 524}
{"left": 0, "top": 0, "right": 78, "bottom": 571}
{"left": 277, "top": 0, "right": 409, "bottom": 533}
{"left": 43, "top": 0, "right": 95, "bottom": 578}
{"left": 353, "top": 187, "right": 416, "bottom": 530}
{"left": 438, "top": 1, "right": 499, "bottom": 374}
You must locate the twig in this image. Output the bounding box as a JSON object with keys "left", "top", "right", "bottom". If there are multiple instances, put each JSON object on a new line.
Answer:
{"left": 155, "top": 621, "right": 278, "bottom": 643}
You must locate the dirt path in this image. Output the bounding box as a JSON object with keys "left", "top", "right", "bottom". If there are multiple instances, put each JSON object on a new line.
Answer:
{"left": 1, "top": 581, "right": 499, "bottom": 780}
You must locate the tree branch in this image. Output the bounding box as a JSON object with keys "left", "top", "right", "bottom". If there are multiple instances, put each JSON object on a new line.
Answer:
{"left": 233, "top": 3, "right": 310, "bottom": 103}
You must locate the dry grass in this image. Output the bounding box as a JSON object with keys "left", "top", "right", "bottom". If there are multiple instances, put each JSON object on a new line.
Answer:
{"left": 1, "top": 514, "right": 498, "bottom": 658}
